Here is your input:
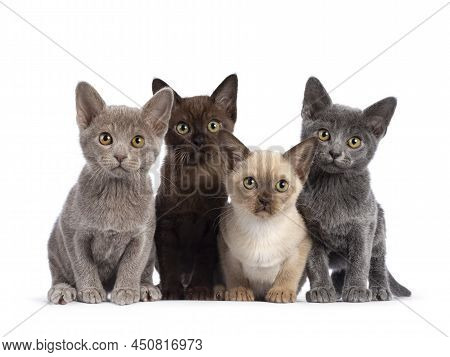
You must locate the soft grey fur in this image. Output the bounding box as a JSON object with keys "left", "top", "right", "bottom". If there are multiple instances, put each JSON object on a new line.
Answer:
{"left": 47, "top": 82, "right": 173, "bottom": 305}
{"left": 298, "top": 77, "right": 411, "bottom": 303}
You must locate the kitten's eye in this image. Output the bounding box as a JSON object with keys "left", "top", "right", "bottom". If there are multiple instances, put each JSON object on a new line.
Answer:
{"left": 275, "top": 179, "right": 289, "bottom": 192}
{"left": 207, "top": 120, "right": 221, "bottom": 133}
{"left": 99, "top": 132, "right": 113, "bottom": 146}
{"left": 131, "top": 135, "right": 145, "bottom": 148}
{"left": 318, "top": 129, "right": 331, "bottom": 141}
{"left": 176, "top": 122, "right": 190, "bottom": 135}
{"left": 243, "top": 177, "right": 257, "bottom": 190}
{"left": 347, "top": 137, "right": 362, "bottom": 149}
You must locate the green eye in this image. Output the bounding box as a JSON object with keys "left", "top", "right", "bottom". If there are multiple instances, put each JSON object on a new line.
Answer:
{"left": 243, "top": 177, "right": 257, "bottom": 190}
{"left": 99, "top": 132, "right": 113, "bottom": 145}
{"left": 176, "top": 122, "right": 190, "bottom": 135}
{"left": 131, "top": 135, "right": 145, "bottom": 148}
{"left": 275, "top": 179, "right": 289, "bottom": 192}
{"left": 207, "top": 120, "right": 221, "bottom": 133}
{"left": 318, "top": 129, "right": 330, "bottom": 141}
{"left": 347, "top": 137, "right": 362, "bottom": 148}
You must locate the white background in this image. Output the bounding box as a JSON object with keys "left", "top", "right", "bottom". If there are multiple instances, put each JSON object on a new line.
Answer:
{"left": 0, "top": 0, "right": 449, "bottom": 355}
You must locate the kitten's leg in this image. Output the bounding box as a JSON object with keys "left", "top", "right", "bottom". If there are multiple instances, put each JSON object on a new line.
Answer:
{"left": 369, "top": 209, "right": 392, "bottom": 301}
{"left": 155, "top": 224, "right": 184, "bottom": 300}
{"left": 47, "top": 225, "right": 77, "bottom": 304}
{"left": 266, "top": 237, "right": 312, "bottom": 303}
{"left": 111, "top": 234, "right": 151, "bottom": 306}
{"left": 140, "top": 241, "right": 162, "bottom": 302}
{"left": 68, "top": 231, "right": 106, "bottom": 304}
{"left": 342, "top": 226, "right": 373, "bottom": 303}
{"left": 219, "top": 236, "right": 254, "bottom": 302}
{"left": 306, "top": 241, "right": 336, "bottom": 303}
{"left": 185, "top": 243, "right": 216, "bottom": 301}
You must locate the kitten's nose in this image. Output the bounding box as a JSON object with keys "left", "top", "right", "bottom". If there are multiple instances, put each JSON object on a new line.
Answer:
{"left": 114, "top": 154, "right": 127, "bottom": 163}
{"left": 258, "top": 197, "right": 270, "bottom": 206}
{"left": 329, "top": 150, "right": 341, "bottom": 159}
{"left": 192, "top": 134, "right": 205, "bottom": 147}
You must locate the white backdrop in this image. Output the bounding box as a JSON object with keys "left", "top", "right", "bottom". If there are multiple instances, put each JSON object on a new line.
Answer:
{"left": 0, "top": 0, "right": 449, "bottom": 355}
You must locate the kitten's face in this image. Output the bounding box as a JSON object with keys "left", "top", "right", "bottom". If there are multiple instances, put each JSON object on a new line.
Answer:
{"left": 76, "top": 82, "right": 173, "bottom": 179}
{"left": 228, "top": 151, "right": 302, "bottom": 218}
{"left": 301, "top": 77, "right": 397, "bottom": 174}
{"left": 152, "top": 75, "right": 238, "bottom": 165}
{"left": 220, "top": 132, "right": 317, "bottom": 218}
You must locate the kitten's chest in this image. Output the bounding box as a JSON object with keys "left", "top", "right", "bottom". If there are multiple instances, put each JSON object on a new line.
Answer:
{"left": 91, "top": 231, "right": 132, "bottom": 265}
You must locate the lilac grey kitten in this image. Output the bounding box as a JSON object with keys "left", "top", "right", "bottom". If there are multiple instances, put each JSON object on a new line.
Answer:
{"left": 47, "top": 82, "right": 173, "bottom": 305}
{"left": 298, "top": 77, "right": 411, "bottom": 303}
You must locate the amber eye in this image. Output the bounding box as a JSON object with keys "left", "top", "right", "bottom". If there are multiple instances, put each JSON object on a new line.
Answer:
{"left": 131, "top": 135, "right": 145, "bottom": 148}
{"left": 243, "top": 177, "right": 257, "bottom": 190}
{"left": 99, "top": 132, "right": 113, "bottom": 145}
{"left": 207, "top": 120, "right": 221, "bottom": 133}
{"left": 347, "top": 137, "right": 362, "bottom": 149}
{"left": 275, "top": 179, "right": 289, "bottom": 192}
{"left": 318, "top": 129, "right": 331, "bottom": 141}
{"left": 176, "top": 122, "right": 190, "bottom": 135}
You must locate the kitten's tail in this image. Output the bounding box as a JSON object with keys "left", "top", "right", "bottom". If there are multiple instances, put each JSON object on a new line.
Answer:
{"left": 388, "top": 270, "right": 411, "bottom": 297}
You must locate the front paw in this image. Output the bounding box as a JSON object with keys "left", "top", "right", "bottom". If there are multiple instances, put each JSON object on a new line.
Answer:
{"left": 48, "top": 283, "right": 77, "bottom": 305}
{"left": 225, "top": 287, "right": 254, "bottom": 302}
{"left": 371, "top": 287, "right": 392, "bottom": 301}
{"left": 342, "top": 286, "right": 372, "bottom": 303}
{"left": 161, "top": 287, "right": 184, "bottom": 300}
{"left": 111, "top": 288, "right": 140, "bottom": 305}
{"left": 140, "top": 284, "right": 162, "bottom": 302}
{"left": 266, "top": 287, "right": 297, "bottom": 303}
{"left": 185, "top": 286, "right": 212, "bottom": 300}
{"left": 306, "top": 286, "right": 336, "bottom": 303}
{"left": 213, "top": 284, "right": 226, "bottom": 301}
{"left": 77, "top": 287, "right": 106, "bottom": 304}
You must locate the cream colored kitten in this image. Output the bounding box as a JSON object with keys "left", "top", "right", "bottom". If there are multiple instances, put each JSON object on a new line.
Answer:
{"left": 218, "top": 131, "right": 317, "bottom": 303}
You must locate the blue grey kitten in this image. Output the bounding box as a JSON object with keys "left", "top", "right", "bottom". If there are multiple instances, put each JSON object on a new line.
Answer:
{"left": 298, "top": 77, "right": 411, "bottom": 303}
{"left": 47, "top": 82, "right": 173, "bottom": 305}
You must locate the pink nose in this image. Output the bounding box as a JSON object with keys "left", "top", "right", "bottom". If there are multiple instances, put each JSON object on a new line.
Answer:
{"left": 114, "top": 154, "right": 127, "bottom": 163}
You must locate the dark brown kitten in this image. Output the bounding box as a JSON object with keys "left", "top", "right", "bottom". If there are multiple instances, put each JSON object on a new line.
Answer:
{"left": 152, "top": 74, "right": 238, "bottom": 300}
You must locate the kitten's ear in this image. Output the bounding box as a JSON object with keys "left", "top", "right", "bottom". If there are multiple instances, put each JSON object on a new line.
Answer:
{"left": 211, "top": 74, "right": 238, "bottom": 121}
{"left": 283, "top": 137, "right": 318, "bottom": 182}
{"left": 75, "top": 82, "right": 106, "bottom": 129}
{"left": 219, "top": 130, "right": 249, "bottom": 170}
{"left": 302, "top": 77, "right": 332, "bottom": 120}
{"left": 152, "top": 78, "right": 182, "bottom": 104}
{"left": 142, "top": 87, "right": 174, "bottom": 138}
{"left": 363, "top": 97, "right": 397, "bottom": 139}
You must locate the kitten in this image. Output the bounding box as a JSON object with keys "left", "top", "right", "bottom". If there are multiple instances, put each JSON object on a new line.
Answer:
{"left": 218, "top": 131, "right": 316, "bottom": 303}
{"left": 152, "top": 75, "right": 238, "bottom": 300}
{"left": 298, "top": 77, "right": 411, "bottom": 303}
{"left": 47, "top": 82, "right": 173, "bottom": 305}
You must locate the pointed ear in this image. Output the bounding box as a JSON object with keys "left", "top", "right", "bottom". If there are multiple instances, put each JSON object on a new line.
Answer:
{"left": 302, "top": 77, "right": 332, "bottom": 120}
{"left": 152, "top": 78, "right": 182, "bottom": 104}
{"left": 211, "top": 74, "right": 238, "bottom": 121}
{"left": 363, "top": 97, "right": 397, "bottom": 139}
{"left": 142, "top": 87, "right": 174, "bottom": 138}
{"left": 283, "top": 137, "right": 318, "bottom": 182}
{"left": 75, "top": 82, "right": 106, "bottom": 129}
{"left": 219, "top": 130, "right": 249, "bottom": 170}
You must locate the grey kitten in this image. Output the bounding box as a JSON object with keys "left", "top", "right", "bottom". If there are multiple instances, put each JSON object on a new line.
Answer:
{"left": 47, "top": 82, "right": 173, "bottom": 305}
{"left": 298, "top": 77, "right": 411, "bottom": 303}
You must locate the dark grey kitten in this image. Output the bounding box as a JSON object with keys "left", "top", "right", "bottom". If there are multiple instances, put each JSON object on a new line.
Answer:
{"left": 47, "top": 82, "right": 173, "bottom": 305}
{"left": 298, "top": 77, "right": 411, "bottom": 303}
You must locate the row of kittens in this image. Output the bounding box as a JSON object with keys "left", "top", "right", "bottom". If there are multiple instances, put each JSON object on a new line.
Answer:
{"left": 47, "top": 75, "right": 411, "bottom": 305}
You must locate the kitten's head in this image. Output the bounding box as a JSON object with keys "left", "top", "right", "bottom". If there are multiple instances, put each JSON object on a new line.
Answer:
{"left": 152, "top": 74, "right": 238, "bottom": 164}
{"left": 301, "top": 77, "right": 397, "bottom": 174}
{"left": 76, "top": 82, "right": 173, "bottom": 178}
{"left": 220, "top": 131, "right": 317, "bottom": 218}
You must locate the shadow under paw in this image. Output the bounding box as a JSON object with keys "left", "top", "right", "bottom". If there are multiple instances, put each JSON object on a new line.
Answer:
{"left": 48, "top": 283, "right": 77, "bottom": 305}
{"left": 342, "top": 286, "right": 372, "bottom": 303}
{"left": 306, "top": 286, "right": 336, "bottom": 303}
{"left": 371, "top": 287, "right": 392, "bottom": 301}
{"left": 140, "top": 284, "right": 162, "bottom": 302}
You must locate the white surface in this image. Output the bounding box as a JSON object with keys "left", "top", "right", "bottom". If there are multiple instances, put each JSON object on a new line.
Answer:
{"left": 0, "top": 0, "right": 449, "bottom": 355}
